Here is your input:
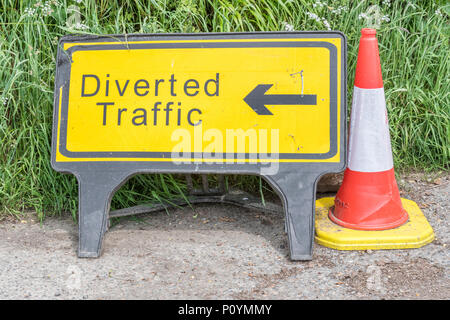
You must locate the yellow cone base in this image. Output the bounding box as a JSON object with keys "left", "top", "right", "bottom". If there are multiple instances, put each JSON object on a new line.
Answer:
{"left": 315, "top": 197, "right": 435, "bottom": 250}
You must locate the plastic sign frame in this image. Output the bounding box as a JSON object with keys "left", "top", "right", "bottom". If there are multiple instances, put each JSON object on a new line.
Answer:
{"left": 51, "top": 32, "right": 347, "bottom": 260}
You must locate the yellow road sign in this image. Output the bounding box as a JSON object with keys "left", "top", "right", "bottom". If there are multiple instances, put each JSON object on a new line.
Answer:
{"left": 54, "top": 34, "right": 344, "bottom": 163}
{"left": 51, "top": 32, "right": 347, "bottom": 260}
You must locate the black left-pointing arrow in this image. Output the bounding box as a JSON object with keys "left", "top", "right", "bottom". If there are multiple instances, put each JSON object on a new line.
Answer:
{"left": 244, "top": 84, "right": 317, "bottom": 115}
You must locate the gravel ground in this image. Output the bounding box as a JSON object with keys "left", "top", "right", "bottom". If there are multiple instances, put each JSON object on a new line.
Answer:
{"left": 0, "top": 173, "right": 448, "bottom": 300}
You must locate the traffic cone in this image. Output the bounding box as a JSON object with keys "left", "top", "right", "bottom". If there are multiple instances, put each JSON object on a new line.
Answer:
{"left": 314, "top": 28, "right": 434, "bottom": 251}
{"left": 328, "top": 28, "right": 409, "bottom": 230}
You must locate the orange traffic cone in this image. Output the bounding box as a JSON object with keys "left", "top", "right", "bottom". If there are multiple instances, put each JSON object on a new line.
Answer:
{"left": 328, "top": 28, "right": 409, "bottom": 230}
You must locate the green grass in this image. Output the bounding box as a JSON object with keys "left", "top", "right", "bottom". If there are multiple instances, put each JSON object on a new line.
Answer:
{"left": 0, "top": 0, "right": 449, "bottom": 219}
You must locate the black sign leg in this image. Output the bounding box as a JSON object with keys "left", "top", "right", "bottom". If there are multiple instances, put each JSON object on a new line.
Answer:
{"left": 77, "top": 171, "right": 127, "bottom": 258}
{"left": 266, "top": 170, "right": 318, "bottom": 261}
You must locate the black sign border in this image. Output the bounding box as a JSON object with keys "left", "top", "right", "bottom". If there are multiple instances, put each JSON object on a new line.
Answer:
{"left": 54, "top": 33, "right": 341, "bottom": 161}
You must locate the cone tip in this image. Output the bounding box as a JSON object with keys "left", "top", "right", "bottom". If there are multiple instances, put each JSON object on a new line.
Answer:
{"left": 355, "top": 28, "right": 383, "bottom": 88}
{"left": 361, "top": 28, "right": 377, "bottom": 37}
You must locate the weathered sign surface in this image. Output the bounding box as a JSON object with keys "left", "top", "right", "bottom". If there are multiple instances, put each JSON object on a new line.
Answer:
{"left": 52, "top": 32, "right": 346, "bottom": 260}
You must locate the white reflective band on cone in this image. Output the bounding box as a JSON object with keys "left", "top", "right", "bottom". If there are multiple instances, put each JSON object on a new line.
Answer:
{"left": 348, "top": 86, "right": 394, "bottom": 172}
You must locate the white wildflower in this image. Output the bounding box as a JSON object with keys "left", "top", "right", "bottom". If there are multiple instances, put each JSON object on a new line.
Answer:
{"left": 382, "top": 0, "right": 391, "bottom": 7}
{"left": 306, "top": 12, "right": 331, "bottom": 30}
{"left": 24, "top": 7, "right": 37, "bottom": 17}
{"left": 331, "top": 6, "right": 347, "bottom": 15}
{"left": 435, "top": 9, "right": 443, "bottom": 17}
{"left": 282, "top": 21, "right": 294, "bottom": 31}
{"left": 306, "top": 12, "right": 321, "bottom": 23}
{"left": 381, "top": 15, "right": 390, "bottom": 22}
{"left": 1, "top": 96, "right": 8, "bottom": 106}
{"left": 322, "top": 17, "right": 331, "bottom": 30}
{"left": 42, "top": 1, "right": 54, "bottom": 16}
{"left": 358, "top": 12, "right": 368, "bottom": 20}
{"left": 74, "top": 0, "right": 83, "bottom": 3}
{"left": 312, "top": 1, "right": 325, "bottom": 9}
{"left": 24, "top": 0, "right": 59, "bottom": 18}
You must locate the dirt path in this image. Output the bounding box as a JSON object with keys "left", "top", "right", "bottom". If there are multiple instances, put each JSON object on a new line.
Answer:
{"left": 0, "top": 173, "right": 448, "bottom": 299}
